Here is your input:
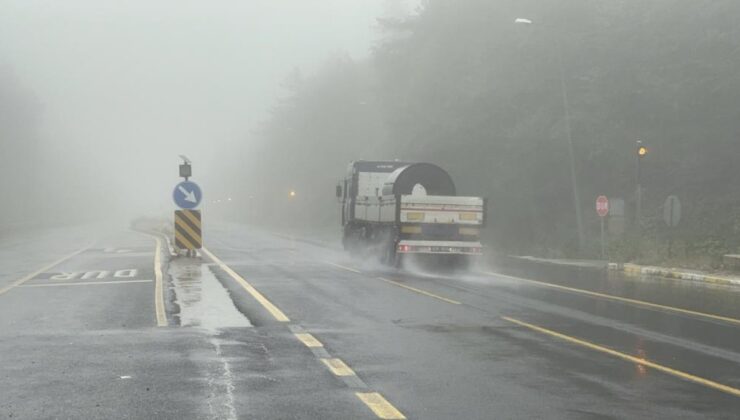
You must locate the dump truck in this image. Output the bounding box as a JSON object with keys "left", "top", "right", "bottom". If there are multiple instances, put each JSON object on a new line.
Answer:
{"left": 337, "top": 161, "right": 485, "bottom": 267}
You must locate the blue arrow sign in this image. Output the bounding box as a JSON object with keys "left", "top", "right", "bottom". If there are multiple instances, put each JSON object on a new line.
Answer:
{"left": 173, "top": 181, "right": 202, "bottom": 209}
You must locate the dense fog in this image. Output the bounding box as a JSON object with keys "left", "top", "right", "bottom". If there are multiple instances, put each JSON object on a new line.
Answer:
{"left": 2, "top": 0, "right": 740, "bottom": 263}
{"left": 0, "top": 0, "right": 410, "bottom": 224}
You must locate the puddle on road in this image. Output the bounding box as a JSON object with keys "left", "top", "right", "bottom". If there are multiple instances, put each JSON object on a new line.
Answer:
{"left": 168, "top": 259, "right": 251, "bottom": 332}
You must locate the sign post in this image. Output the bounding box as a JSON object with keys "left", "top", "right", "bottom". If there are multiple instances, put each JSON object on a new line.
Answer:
{"left": 663, "top": 195, "right": 681, "bottom": 258}
{"left": 173, "top": 156, "right": 202, "bottom": 257}
{"left": 596, "top": 196, "right": 609, "bottom": 260}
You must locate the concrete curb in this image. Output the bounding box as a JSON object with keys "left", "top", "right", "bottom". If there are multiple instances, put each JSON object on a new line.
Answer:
{"left": 610, "top": 263, "right": 740, "bottom": 287}
{"left": 507, "top": 255, "right": 608, "bottom": 270}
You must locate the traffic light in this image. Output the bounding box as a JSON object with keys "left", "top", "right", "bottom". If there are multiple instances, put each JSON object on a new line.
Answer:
{"left": 638, "top": 145, "right": 648, "bottom": 157}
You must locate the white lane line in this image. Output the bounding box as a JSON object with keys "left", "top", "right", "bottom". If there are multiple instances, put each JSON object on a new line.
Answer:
{"left": 485, "top": 271, "right": 740, "bottom": 326}
{"left": 19, "top": 279, "right": 153, "bottom": 288}
{"left": 0, "top": 246, "right": 90, "bottom": 296}
{"left": 325, "top": 262, "right": 362, "bottom": 274}
{"left": 207, "top": 338, "right": 238, "bottom": 420}
{"left": 95, "top": 252, "right": 152, "bottom": 258}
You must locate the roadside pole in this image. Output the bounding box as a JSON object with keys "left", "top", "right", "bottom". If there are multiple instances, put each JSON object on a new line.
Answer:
{"left": 596, "top": 196, "right": 609, "bottom": 260}
{"left": 635, "top": 141, "right": 648, "bottom": 230}
{"left": 663, "top": 195, "right": 681, "bottom": 258}
{"left": 600, "top": 218, "right": 606, "bottom": 260}
{"left": 513, "top": 17, "right": 585, "bottom": 253}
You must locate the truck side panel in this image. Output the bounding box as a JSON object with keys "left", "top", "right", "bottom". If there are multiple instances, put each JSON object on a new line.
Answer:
{"left": 399, "top": 195, "right": 484, "bottom": 225}
{"left": 352, "top": 196, "right": 397, "bottom": 224}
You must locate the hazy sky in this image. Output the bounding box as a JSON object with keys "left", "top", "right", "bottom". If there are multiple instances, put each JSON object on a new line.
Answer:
{"left": 0, "top": 0, "right": 415, "bottom": 218}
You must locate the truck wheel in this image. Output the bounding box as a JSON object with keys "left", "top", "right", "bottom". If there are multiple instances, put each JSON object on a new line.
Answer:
{"left": 343, "top": 229, "right": 357, "bottom": 255}
{"left": 382, "top": 243, "right": 395, "bottom": 266}
{"left": 393, "top": 253, "right": 403, "bottom": 268}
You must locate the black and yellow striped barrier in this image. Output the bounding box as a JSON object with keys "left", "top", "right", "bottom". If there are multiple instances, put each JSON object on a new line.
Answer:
{"left": 174, "top": 210, "right": 202, "bottom": 250}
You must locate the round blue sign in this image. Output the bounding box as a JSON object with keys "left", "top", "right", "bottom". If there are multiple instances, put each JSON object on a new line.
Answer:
{"left": 173, "top": 181, "right": 202, "bottom": 209}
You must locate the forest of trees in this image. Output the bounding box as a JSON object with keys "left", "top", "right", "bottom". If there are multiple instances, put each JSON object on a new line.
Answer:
{"left": 0, "top": 65, "right": 45, "bottom": 228}
{"left": 231, "top": 0, "right": 740, "bottom": 265}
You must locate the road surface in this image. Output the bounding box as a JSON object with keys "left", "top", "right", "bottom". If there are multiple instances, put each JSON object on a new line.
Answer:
{"left": 1, "top": 222, "right": 740, "bottom": 419}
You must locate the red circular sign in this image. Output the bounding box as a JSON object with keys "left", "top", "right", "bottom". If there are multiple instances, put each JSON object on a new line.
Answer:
{"left": 596, "top": 195, "right": 609, "bottom": 217}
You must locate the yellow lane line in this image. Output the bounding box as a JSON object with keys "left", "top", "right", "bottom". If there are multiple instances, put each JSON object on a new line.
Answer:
{"left": 20, "top": 279, "right": 152, "bottom": 287}
{"left": 324, "top": 262, "right": 460, "bottom": 305}
{"left": 202, "top": 247, "right": 290, "bottom": 322}
{"left": 321, "top": 358, "right": 356, "bottom": 377}
{"left": 487, "top": 271, "right": 740, "bottom": 326}
{"left": 355, "top": 392, "right": 406, "bottom": 419}
{"left": 154, "top": 236, "right": 167, "bottom": 327}
{"left": 325, "top": 262, "right": 362, "bottom": 274}
{"left": 0, "top": 246, "right": 88, "bottom": 297}
{"left": 295, "top": 333, "right": 324, "bottom": 348}
{"left": 378, "top": 277, "right": 461, "bottom": 305}
{"left": 502, "top": 316, "right": 740, "bottom": 398}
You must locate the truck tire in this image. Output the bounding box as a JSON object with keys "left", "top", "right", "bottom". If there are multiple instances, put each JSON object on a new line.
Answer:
{"left": 381, "top": 242, "right": 394, "bottom": 266}
{"left": 342, "top": 226, "right": 361, "bottom": 256}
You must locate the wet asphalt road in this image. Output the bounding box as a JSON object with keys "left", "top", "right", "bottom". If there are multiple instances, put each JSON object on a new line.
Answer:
{"left": 2, "top": 223, "right": 740, "bottom": 419}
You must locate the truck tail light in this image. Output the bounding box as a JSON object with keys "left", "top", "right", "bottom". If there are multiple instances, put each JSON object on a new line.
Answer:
{"left": 398, "top": 244, "right": 410, "bottom": 252}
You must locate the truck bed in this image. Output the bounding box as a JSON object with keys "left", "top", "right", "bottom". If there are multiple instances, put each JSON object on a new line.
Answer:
{"left": 353, "top": 195, "right": 484, "bottom": 225}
